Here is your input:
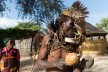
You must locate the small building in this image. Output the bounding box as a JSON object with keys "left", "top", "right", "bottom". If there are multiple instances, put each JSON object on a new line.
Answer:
{"left": 81, "top": 23, "right": 108, "bottom": 57}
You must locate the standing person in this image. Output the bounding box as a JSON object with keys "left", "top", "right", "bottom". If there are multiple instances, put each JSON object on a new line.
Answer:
{"left": 0, "top": 38, "right": 20, "bottom": 72}
{"left": 33, "top": 1, "right": 89, "bottom": 72}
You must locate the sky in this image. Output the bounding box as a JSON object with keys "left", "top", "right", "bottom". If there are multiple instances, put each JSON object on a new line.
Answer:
{"left": 0, "top": 0, "right": 108, "bottom": 28}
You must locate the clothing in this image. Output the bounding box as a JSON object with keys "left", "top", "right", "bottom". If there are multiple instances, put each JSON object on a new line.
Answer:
{"left": 3, "top": 38, "right": 12, "bottom": 45}
{"left": 0, "top": 47, "right": 20, "bottom": 72}
{"left": 3, "top": 38, "right": 15, "bottom": 46}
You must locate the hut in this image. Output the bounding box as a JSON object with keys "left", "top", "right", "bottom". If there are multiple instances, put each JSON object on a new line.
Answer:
{"left": 0, "top": 29, "right": 41, "bottom": 56}
{"left": 81, "top": 22, "right": 108, "bottom": 57}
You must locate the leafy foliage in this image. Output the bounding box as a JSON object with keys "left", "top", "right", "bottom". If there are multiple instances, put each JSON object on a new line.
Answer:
{"left": 0, "top": 0, "right": 10, "bottom": 16}
{"left": 16, "top": 0, "right": 65, "bottom": 23}
{"left": 14, "top": 22, "right": 41, "bottom": 30}
{"left": 0, "top": 0, "right": 65, "bottom": 23}
{"left": 96, "top": 18, "right": 108, "bottom": 32}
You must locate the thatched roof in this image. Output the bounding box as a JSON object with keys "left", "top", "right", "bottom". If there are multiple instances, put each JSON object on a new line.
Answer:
{"left": 85, "top": 22, "right": 108, "bottom": 37}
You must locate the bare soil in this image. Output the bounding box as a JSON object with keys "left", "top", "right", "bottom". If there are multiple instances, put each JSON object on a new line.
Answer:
{"left": 20, "top": 55, "right": 108, "bottom": 72}
{"left": 20, "top": 57, "right": 33, "bottom": 72}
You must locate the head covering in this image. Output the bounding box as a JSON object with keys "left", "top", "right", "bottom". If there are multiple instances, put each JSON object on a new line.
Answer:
{"left": 61, "top": 1, "right": 89, "bottom": 20}
{"left": 3, "top": 38, "right": 15, "bottom": 45}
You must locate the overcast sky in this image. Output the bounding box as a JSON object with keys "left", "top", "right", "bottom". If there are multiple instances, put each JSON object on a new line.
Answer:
{"left": 0, "top": 0, "right": 108, "bottom": 28}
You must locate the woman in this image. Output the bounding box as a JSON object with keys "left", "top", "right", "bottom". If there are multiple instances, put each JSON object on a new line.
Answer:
{"left": 0, "top": 38, "right": 20, "bottom": 72}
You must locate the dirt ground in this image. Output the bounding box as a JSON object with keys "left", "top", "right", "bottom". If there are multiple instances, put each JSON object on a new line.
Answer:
{"left": 20, "top": 54, "right": 108, "bottom": 72}
{"left": 83, "top": 54, "right": 108, "bottom": 72}
{"left": 20, "top": 57, "right": 33, "bottom": 72}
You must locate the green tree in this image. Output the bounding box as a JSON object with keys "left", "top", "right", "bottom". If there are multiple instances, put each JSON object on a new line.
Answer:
{"left": 0, "top": 0, "right": 65, "bottom": 23}
{"left": 96, "top": 18, "right": 108, "bottom": 32}
{"left": 14, "top": 22, "right": 41, "bottom": 30}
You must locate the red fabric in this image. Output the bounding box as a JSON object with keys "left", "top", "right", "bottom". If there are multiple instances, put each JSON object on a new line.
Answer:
{"left": 1, "top": 47, "right": 20, "bottom": 61}
{"left": 0, "top": 47, "right": 20, "bottom": 72}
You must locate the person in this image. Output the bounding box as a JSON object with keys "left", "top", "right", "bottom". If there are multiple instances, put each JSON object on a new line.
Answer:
{"left": 0, "top": 38, "right": 20, "bottom": 72}
{"left": 33, "top": 1, "right": 89, "bottom": 72}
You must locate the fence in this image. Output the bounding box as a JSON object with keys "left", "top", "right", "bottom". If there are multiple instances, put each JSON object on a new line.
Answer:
{"left": 15, "top": 38, "right": 32, "bottom": 57}
{"left": 81, "top": 38, "right": 108, "bottom": 57}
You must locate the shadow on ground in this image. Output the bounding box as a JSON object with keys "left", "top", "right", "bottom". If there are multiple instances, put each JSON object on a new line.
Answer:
{"left": 20, "top": 57, "right": 34, "bottom": 72}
